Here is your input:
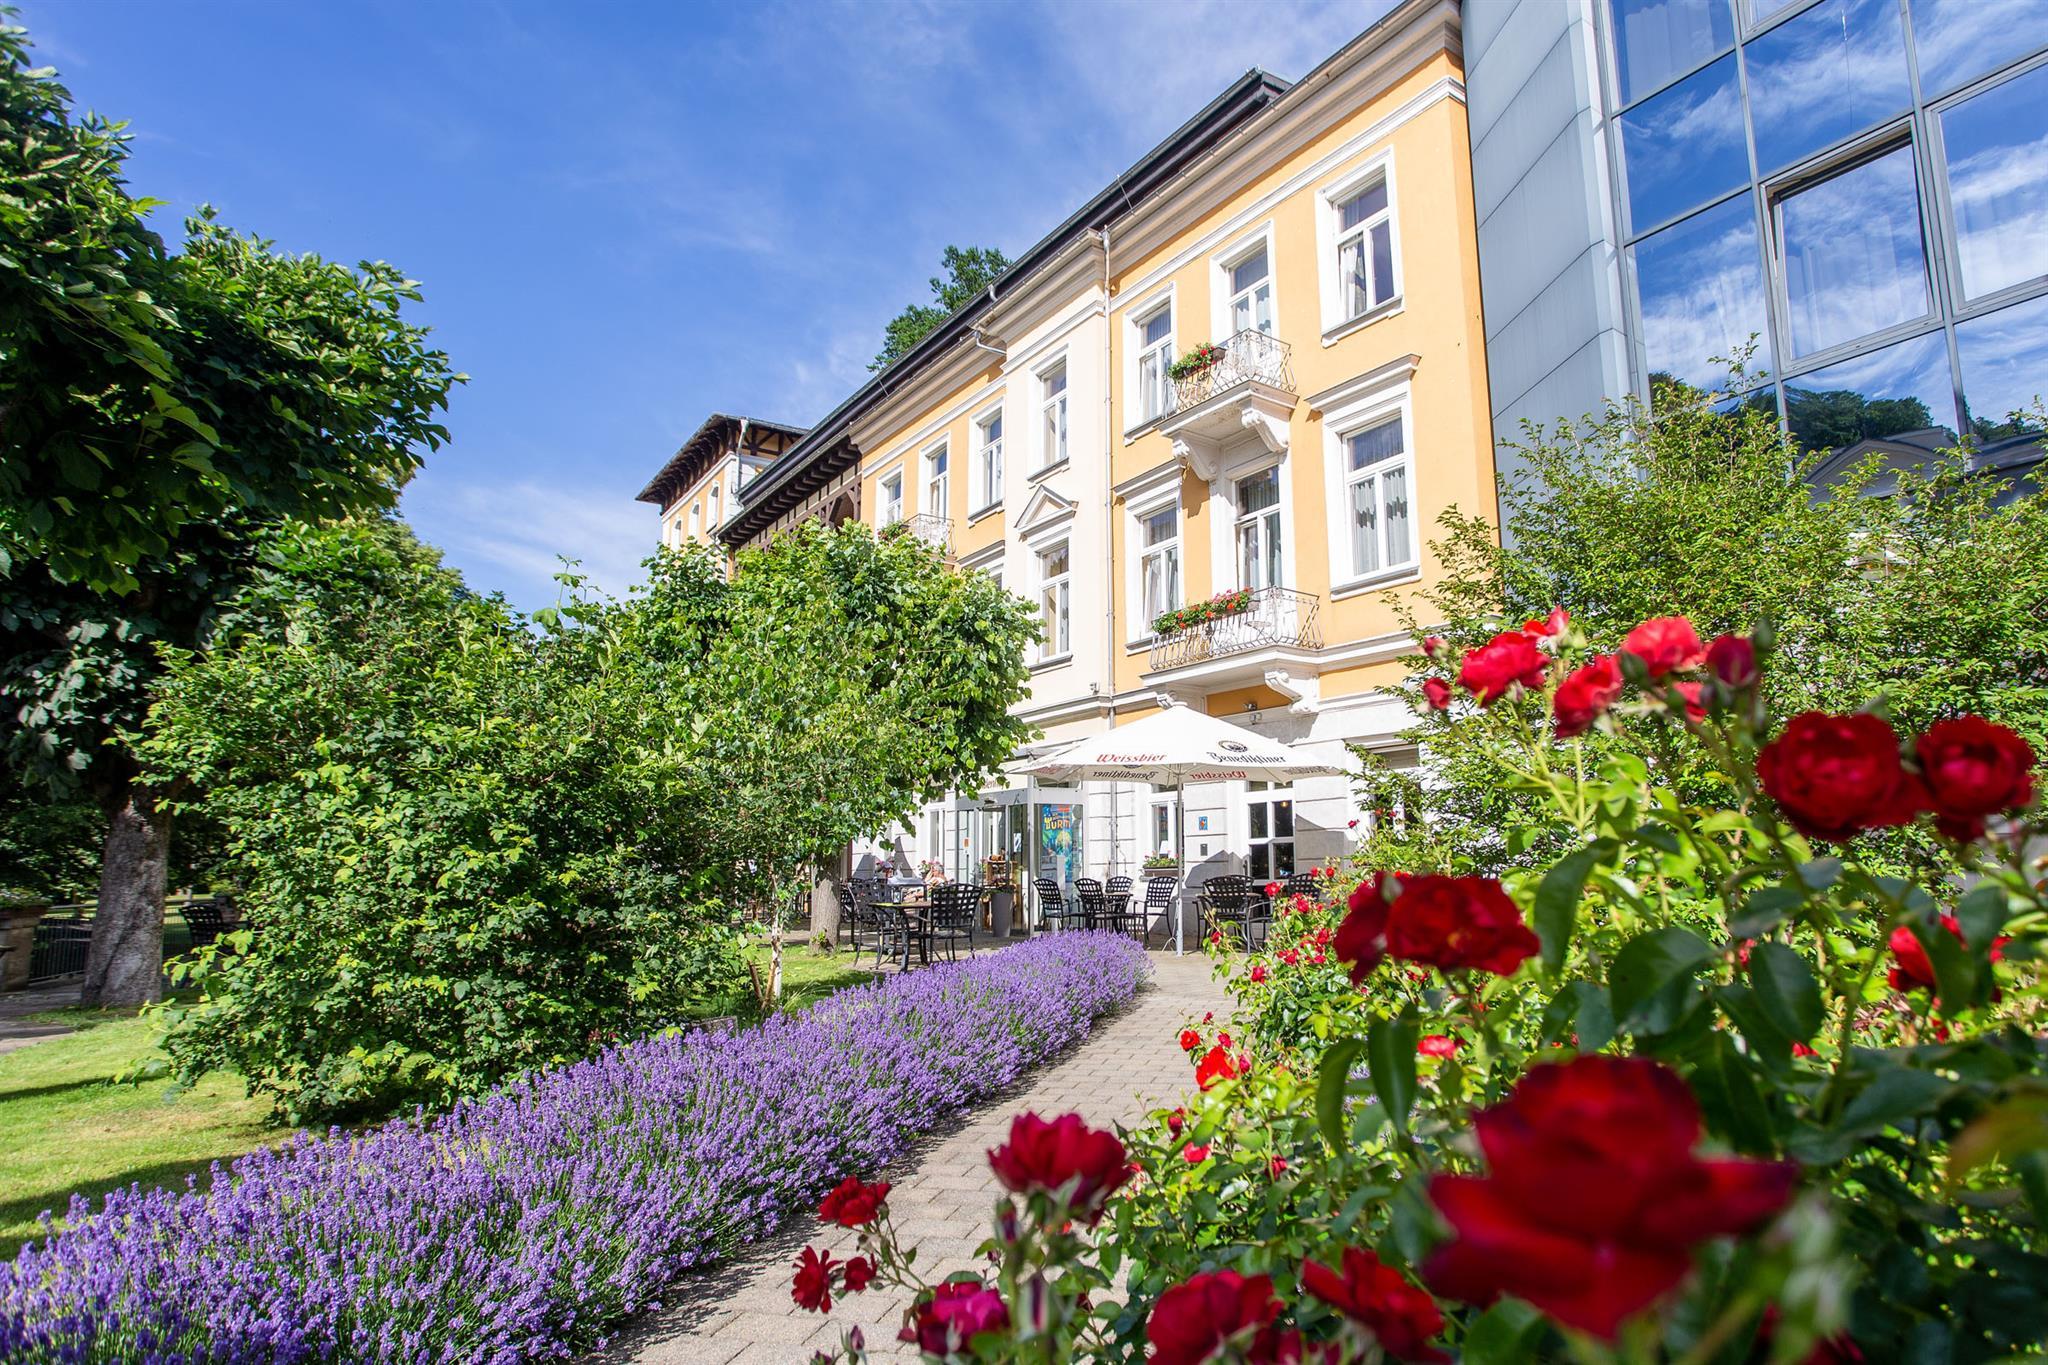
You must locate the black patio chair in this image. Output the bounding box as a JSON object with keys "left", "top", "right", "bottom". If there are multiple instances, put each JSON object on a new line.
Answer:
{"left": 836, "top": 877, "right": 884, "bottom": 966}
{"left": 1033, "top": 876, "right": 1086, "bottom": 933}
{"left": 1074, "top": 877, "right": 1107, "bottom": 931}
{"left": 1280, "top": 870, "right": 1324, "bottom": 909}
{"left": 1200, "top": 874, "right": 1266, "bottom": 949}
{"left": 1104, "top": 875, "right": 1140, "bottom": 939}
{"left": 180, "top": 897, "right": 228, "bottom": 949}
{"left": 927, "top": 882, "right": 981, "bottom": 960}
{"left": 1142, "top": 875, "right": 1179, "bottom": 945}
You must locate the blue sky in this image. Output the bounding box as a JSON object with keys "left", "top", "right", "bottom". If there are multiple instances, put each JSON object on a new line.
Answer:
{"left": 23, "top": 0, "right": 1391, "bottom": 609}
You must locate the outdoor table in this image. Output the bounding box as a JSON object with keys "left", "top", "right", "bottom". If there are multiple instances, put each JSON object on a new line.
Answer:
{"left": 871, "top": 897, "right": 933, "bottom": 971}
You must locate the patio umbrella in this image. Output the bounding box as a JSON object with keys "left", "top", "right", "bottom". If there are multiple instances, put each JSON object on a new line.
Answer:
{"left": 1008, "top": 704, "right": 1346, "bottom": 954}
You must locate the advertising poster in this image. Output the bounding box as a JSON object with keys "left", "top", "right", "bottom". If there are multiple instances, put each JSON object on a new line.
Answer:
{"left": 1037, "top": 803, "right": 1082, "bottom": 888}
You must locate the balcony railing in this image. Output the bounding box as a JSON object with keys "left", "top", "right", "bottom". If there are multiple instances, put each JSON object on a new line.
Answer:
{"left": 1147, "top": 586, "right": 1322, "bottom": 672}
{"left": 1170, "top": 328, "right": 1295, "bottom": 411}
{"left": 897, "top": 512, "right": 953, "bottom": 555}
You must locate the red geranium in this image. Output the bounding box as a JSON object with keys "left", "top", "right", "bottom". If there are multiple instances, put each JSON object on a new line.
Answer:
{"left": 1758, "top": 712, "right": 1926, "bottom": 843}
{"left": 1621, "top": 616, "right": 1705, "bottom": 678}
{"left": 1915, "top": 715, "right": 2037, "bottom": 841}
{"left": 791, "top": 1245, "right": 838, "bottom": 1312}
{"left": 986, "top": 1111, "right": 1131, "bottom": 1220}
{"left": 1705, "top": 633, "right": 1758, "bottom": 688}
{"left": 903, "top": 1278, "right": 1010, "bottom": 1354}
{"left": 1426, "top": 1056, "right": 1796, "bottom": 1340}
{"left": 1195, "top": 1044, "right": 1240, "bottom": 1090}
{"left": 1553, "top": 655, "right": 1623, "bottom": 739}
{"left": 1458, "top": 631, "right": 1548, "bottom": 705}
{"left": 817, "top": 1175, "right": 891, "bottom": 1227}
{"left": 1146, "top": 1270, "right": 1290, "bottom": 1365}
{"left": 1383, "top": 875, "right": 1540, "bottom": 977}
{"left": 1302, "top": 1246, "right": 1447, "bottom": 1362}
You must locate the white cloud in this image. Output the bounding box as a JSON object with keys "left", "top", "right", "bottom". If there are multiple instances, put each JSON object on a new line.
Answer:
{"left": 400, "top": 471, "right": 660, "bottom": 610}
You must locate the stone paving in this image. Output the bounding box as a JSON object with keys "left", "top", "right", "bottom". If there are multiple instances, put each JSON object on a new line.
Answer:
{"left": 0, "top": 983, "right": 82, "bottom": 1056}
{"left": 604, "top": 949, "right": 1228, "bottom": 1365}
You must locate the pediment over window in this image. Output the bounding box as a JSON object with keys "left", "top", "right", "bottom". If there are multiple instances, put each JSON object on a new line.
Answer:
{"left": 1015, "top": 483, "right": 1077, "bottom": 537}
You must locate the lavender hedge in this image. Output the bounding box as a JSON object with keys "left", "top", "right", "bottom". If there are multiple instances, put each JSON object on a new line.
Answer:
{"left": 0, "top": 932, "right": 1150, "bottom": 1363}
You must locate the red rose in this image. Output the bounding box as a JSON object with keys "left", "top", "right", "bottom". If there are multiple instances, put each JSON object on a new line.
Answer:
{"left": 1336, "top": 871, "right": 1401, "bottom": 982}
{"left": 904, "top": 1279, "right": 1010, "bottom": 1354}
{"left": 1195, "top": 1044, "right": 1240, "bottom": 1090}
{"left": 1620, "top": 616, "right": 1704, "bottom": 678}
{"left": 1179, "top": 1028, "right": 1202, "bottom": 1052}
{"left": 1888, "top": 919, "right": 1944, "bottom": 992}
{"left": 1553, "top": 655, "right": 1623, "bottom": 739}
{"left": 1426, "top": 1057, "right": 1796, "bottom": 1341}
{"left": 1264, "top": 881, "right": 1281, "bottom": 898}
{"left": 1383, "top": 874, "right": 1539, "bottom": 977}
{"left": 1250, "top": 963, "right": 1268, "bottom": 983}
{"left": 791, "top": 1244, "right": 838, "bottom": 1312}
{"left": 1302, "top": 1246, "right": 1447, "bottom": 1363}
{"left": 1270, "top": 1156, "right": 1289, "bottom": 1175}
{"left": 1672, "top": 681, "right": 1707, "bottom": 725}
{"left": 1915, "top": 716, "right": 2037, "bottom": 840}
{"left": 987, "top": 1112, "right": 1131, "bottom": 1220}
{"left": 1458, "top": 631, "right": 1548, "bottom": 705}
{"left": 1758, "top": 712, "right": 1926, "bottom": 843}
{"left": 1421, "top": 635, "right": 1446, "bottom": 658}
{"left": 1420, "top": 676, "right": 1453, "bottom": 711}
{"left": 1417, "top": 1034, "right": 1460, "bottom": 1058}
{"left": 1183, "top": 1142, "right": 1211, "bottom": 1163}
{"left": 1705, "top": 633, "right": 1758, "bottom": 688}
{"left": 817, "top": 1175, "right": 891, "bottom": 1227}
{"left": 1146, "top": 1270, "right": 1289, "bottom": 1365}
{"left": 1523, "top": 606, "right": 1569, "bottom": 639}
{"left": 841, "top": 1255, "right": 877, "bottom": 1294}
{"left": 1166, "top": 1108, "right": 1186, "bottom": 1135}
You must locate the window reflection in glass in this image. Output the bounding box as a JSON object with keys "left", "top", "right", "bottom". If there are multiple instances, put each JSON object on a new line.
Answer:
{"left": 1619, "top": 54, "right": 1749, "bottom": 232}
{"left": 1785, "top": 330, "right": 1958, "bottom": 467}
{"left": 1612, "top": 0, "right": 1735, "bottom": 103}
{"left": 1633, "top": 194, "right": 1769, "bottom": 390}
{"left": 1909, "top": 0, "right": 2048, "bottom": 99}
{"left": 1778, "top": 143, "right": 1929, "bottom": 358}
{"left": 1957, "top": 290, "right": 2048, "bottom": 445}
{"left": 1745, "top": 0, "right": 1910, "bottom": 174}
{"left": 1942, "top": 64, "right": 2048, "bottom": 302}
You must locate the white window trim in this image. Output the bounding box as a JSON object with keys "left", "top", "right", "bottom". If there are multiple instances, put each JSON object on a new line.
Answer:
{"left": 1209, "top": 221, "right": 1281, "bottom": 344}
{"left": 1123, "top": 285, "right": 1177, "bottom": 438}
{"left": 971, "top": 400, "right": 1005, "bottom": 516}
{"left": 1036, "top": 355, "right": 1070, "bottom": 473}
{"left": 1318, "top": 362, "right": 1420, "bottom": 596}
{"left": 1315, "top": 151, "right": 1403, "bottom": 342}
{"left": 1207, "top": 446, "right": 1295, "bottom": 595}
{"left": 875, "top": 464, "right": 906, "bottom": 527}
{"left": 922, "top": 438, "right": 950, "bottom": 523}
{"left": 1124, "top": 486, "right": 1184, "bottom": 648}
{"left": 1034, "top": 537, "right": 1074, "bottom": 667}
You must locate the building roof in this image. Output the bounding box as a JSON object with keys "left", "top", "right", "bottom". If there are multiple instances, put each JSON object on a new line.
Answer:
{"left": 717, "top": 65, "right": 1297, "bottom": 546}
{"left": 636, "top": 413, "right": 809, "bottom": 509}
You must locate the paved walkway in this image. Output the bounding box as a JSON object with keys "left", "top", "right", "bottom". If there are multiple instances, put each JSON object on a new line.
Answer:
{"left": 603, "top": 950, "right": 1228, "bottom": 1365}
{"left": 0, "top": 983, "right": 82, "bottom": 1056}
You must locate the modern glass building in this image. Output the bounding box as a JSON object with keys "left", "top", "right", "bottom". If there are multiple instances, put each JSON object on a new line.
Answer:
{"left": 1466, "top": 0, "right": 2048, "bottom": 486}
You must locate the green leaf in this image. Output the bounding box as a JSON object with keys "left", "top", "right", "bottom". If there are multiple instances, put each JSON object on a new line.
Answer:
{"left": 1954, "top": 883, "right": 2012, "bottom": 955}
{"left": 1367, "top": 1011, "right": 1419, "bottom": 1137}
{"left": 1915, "top": 917, "right": 1980, "bottom": 1012}
{"left": 1795, "top": 857, "right": 1842, "bottom": 891}
{"left": 1730, "top": 884, "right": 1804, "bottom": 938}
{"left": 1534, "top": 842, "right": 1608, "bottom": 976}
{"left": 1749, "top": 942, "right": 1824, "bottom": 1041}
{"left": 1461, "top": 1298, "right": 1548, "bottom": 1364}
{"left": 1609, "top": 926, "right": 1715, "bottom": 1029}
{"left": 1839, "top": 1065, "right": 1952, "bottom": 1134}
{"left": 1690, "top": 1032, "right": 1777, "bottom": 1152}
{"left": 1316, "top": 1040, "right": 1366, "bottom": 1153}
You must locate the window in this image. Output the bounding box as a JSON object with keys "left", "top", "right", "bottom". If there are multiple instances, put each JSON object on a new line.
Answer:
{"left": 1040, "top": 362, "right": 1068, "bottom": 468}
{"left": 1245, "top": 782, "right": 1295, "bottom": 881}
{"left": 1148, "top": 796, "right": 1179, "bottom": 859}
{"left": 1957, "top": 289, "right": 2048, "bottom": 444}
{"left": 1743, "top": 0, "right": 1909, "bottom": 175}
{"left": 1138, "top": 504, "right": 1181, "bottom": 625}
{"left": 688, "top": 503, "right": 700, "bottom": 538}
{"left": 1335, "top": 180, "right": 1397, "bottom": 320}
{"left": 1135, "top": 304, "right": 1173, "bottom": 423}
{"left": 1774, "top": 142, "right": 1931, "bottom": 360}
{"left": 1038, "top": 542, "right": 1071, "bottom": 660}
{"left": 1234, "top": 467, "right": 1283, "bottom": 591}
{"left": 1631, "top": 194, "right": 1769, "bottom": 391}
{"left": 1786, "top": 330, "right": 1958, "bottom": 461}
{"left": 708, "top": 485, "right": 721, "bottom": 528}
{"left": 974, "top": 410, "right": 1004, "bottom": 511}
{"left": 924, "top": 441, "right": 949, "bottom": 521}
{"left": 1227, "top": 244, "right": 1274, "bottom": 336}
{"left": 1618, "top": 56, "right": 1748, "bottom": 233}
{"left": 879, "top": 472, "right": 903, "bottom": 526}
{"left": 1610, "top": 0, "right": 1733, "bottom": 103}
{"left": 1913, "top": 0, "right": 2048, "bottom": 98}
{"left": 1342, "top": 415, "right": 1415, "bottom": 579}
{"left": 1941, "top": 63, "right": 2048, "bottom": 303}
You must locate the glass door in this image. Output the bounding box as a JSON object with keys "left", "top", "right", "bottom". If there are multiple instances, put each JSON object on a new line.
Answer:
{"left": 1246, "top": 781, "right": 1295, "bottom": 881}
{"left": 1234, "top": 467, "right": 1282, "bottom": 591}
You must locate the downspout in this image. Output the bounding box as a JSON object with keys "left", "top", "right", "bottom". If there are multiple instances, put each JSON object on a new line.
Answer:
{"left": 1100, "top": 225, "right": 1121, "bottom": 877}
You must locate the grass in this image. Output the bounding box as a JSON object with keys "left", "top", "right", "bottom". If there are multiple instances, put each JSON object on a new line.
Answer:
{"left": 0, "top": 943, "right": 881, "bottom": 1260}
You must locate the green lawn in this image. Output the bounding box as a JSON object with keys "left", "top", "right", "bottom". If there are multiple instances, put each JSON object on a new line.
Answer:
{"left": 0, "top": 944, "right": 879, "bottom": 1259}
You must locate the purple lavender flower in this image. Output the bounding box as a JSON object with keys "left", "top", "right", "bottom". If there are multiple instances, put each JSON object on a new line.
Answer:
{"left": 0, "top": 934, "right": 1149, "bottom": 1363}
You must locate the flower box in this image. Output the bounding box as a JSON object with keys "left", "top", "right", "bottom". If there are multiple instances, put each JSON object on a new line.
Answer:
{"left": 1167, "top": 341, "right": 1227, "bottom": 382}
{"left": 1151, "top": 588, "right": 1255, "bottom": 637}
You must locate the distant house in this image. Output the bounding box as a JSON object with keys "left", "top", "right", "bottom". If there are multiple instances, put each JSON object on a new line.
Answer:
{"left": 636, "top": 414, "right": 808, "bottom": 551}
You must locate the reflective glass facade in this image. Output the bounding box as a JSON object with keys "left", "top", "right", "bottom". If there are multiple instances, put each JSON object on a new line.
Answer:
{"left": 1607, "top": 0, "right": 2048, "bottom": 456}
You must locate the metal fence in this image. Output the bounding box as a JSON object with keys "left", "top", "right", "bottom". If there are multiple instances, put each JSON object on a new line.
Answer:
{"left": 24, "top": 895, "right": 235, "bottom": 986}
{"left": 1169, "top": 328, "right": 1295, "bottom": 410}
{"left": 1146, "top": 586, "right": 1323, "bottom": 673}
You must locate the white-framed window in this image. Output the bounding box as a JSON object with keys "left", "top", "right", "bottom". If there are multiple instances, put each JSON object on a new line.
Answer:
{"left": 1135, "top": 302, "right": 1174, "bottom": 423}
{"left": 1138, "top": 502, "right": 1181, "bottom": 626}
{"left": 1233, "top": 466, "right": 1283, "bottom": 591}
{"left": 1245, "top": 781, "right": 1296, "bottom": 881}
{"left": 924, "top": 440, "right": 949, "bottom": 520}
{"left": 688, "top": 503, "right": 701, "bottom": 538}
{"left": 1318, "top": 158, "right": 1401, "bottom": 335}
{"left": 879, "top": 471, "right": 903, "bottom": 526}
{"left": 1340, "top": 414, "right": 1414, "bottom": 580}
{"left": 974, "top": 409, "right": 1003, "bottom": 512}
{"left": 1147, "top": 794, "right": 1180, "bottom": 859}
{"left": 708, "top": 484, "right": 721, "bottom": 528}
{"left": 1037, "top": 540, "right": 1071, "bottom": 661}
{"left": 1039, "top": 361, "right": 1068, "bottom": 469}
{"left": 1227, "top": 242, "right": 1275, "bottom": 336}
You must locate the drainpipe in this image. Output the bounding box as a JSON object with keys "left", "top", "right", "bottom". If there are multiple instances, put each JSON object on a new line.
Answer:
{"left": 1100, "top": 225, "right": 1122, "bottom": 877}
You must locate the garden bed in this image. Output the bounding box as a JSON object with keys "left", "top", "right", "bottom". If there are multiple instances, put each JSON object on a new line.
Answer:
{"left": 0, "top": 933, "right": 1150, "bottom": 1363}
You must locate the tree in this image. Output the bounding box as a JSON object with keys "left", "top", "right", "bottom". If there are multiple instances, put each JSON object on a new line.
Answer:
{"left": 870, "top": 244, "right": 1012, "bottom": 372}
{"left": 0, "top": 21, "right": 461, "bottom": 1005}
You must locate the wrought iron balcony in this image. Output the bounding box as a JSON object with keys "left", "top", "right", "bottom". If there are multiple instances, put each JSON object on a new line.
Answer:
{"left": 898, "top": 512, "right": 953, "bottom": 555}
{"left": 1147, "top": 586, "right": 1323, "bottom": 673}
{"left": 1170, "top": 328, "right": 1295, "bottom": 411}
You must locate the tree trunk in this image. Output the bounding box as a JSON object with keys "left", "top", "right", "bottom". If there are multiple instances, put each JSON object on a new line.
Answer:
{"left": 83, "top": 783, "right": 169, "bottom": 1008}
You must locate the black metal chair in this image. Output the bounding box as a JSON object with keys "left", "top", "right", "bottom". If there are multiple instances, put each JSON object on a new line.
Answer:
{"left": 1104, "top": 875, "right": 1140, "bottom": 939}
{"left": 1280, "top": 870, "right": 1324, "bottom": 909}
{"left": 1142, "top": 875, "right": 1178, "bottom": 945}
{"left": 1034, "top": 876, "right": 1086, "bottom": 933}
{"left": 836, "top": 878, "right": 884, "bottom": 966}
{"left": 180, "top": 897, "right": 228, "bottom": 949}
{"left": 1074, "top": 877, "right": 1107, "bottom": 931}
{"left": 927, "top": 882, "right": 981, "bottom": 960}
{"left": 1200, "top": 874, "right": 1266, "bottom": 949}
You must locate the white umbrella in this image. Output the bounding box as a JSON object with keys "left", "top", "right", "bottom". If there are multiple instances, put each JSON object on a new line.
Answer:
{"left": 1008, "top": 704, "right": 1346, "bottom": 953}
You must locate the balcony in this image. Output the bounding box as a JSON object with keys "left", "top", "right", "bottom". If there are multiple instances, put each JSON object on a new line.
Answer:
{"left": 1146, "top": 586, "right": 1323, "bottom": 673}
{"left": 897, "top": 512, "right": 953, "bottom": 556}
{"left": 1159, "top": 329, "right": 1298, "bottom": 479}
